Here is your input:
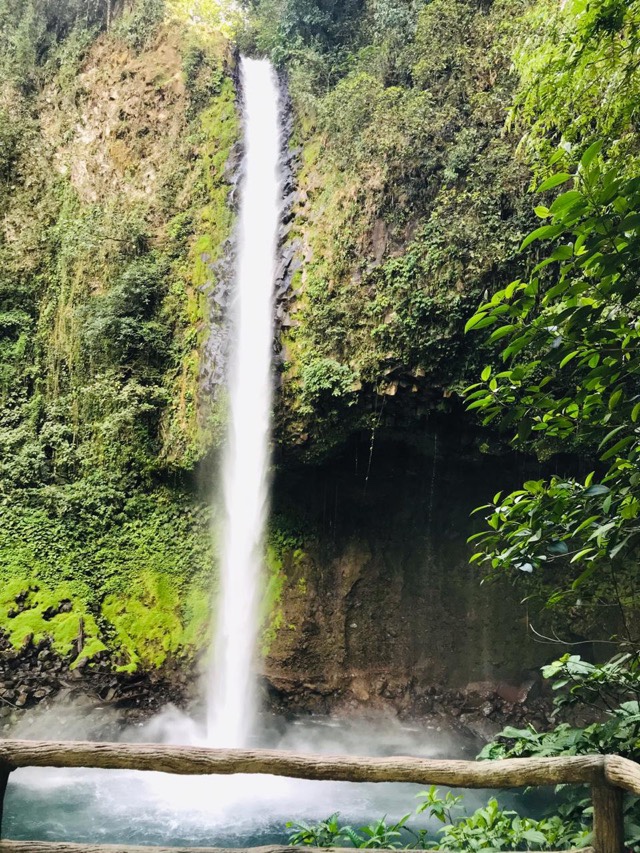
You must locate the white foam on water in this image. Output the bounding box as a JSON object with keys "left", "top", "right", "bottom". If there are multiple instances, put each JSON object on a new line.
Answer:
{"left": 7, "top": 709, "right": 480, "bottom": 846}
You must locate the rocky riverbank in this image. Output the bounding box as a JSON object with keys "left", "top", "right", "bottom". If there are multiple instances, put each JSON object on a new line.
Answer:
{"left": 0, "top": 633, "right": 188, "bottom": 731}
{"left": 0, "top": 632, "right": 554, "bottom": 743}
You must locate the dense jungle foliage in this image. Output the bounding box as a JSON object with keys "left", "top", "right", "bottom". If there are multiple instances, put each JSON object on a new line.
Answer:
{"left": 459, "top": 0, "right": 640, "bottom": 667}
{"left": 249, "top": 0, "right": 539, "bottom": 456}
{"left": 0, "top": 0, "right": 240, "bottom": 668}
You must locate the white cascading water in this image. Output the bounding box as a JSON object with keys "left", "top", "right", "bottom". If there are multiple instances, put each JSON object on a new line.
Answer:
{"left": 206, "top": 57, "right": 282, "bottom": 748}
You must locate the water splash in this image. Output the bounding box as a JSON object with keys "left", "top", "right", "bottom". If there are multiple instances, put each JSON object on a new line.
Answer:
{"left": 206, "top": 57, "right": 282, "bottom": 748}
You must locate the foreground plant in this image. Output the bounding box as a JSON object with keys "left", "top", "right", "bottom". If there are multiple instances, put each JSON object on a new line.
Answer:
{"left": 479, "top": 654, "right": 640, "bottom": 851}
{"left": 286, "top": 782, "right": 587, "bottom": 850}
{"left": 286, "top": 798, "right": 586, "bottom": 851}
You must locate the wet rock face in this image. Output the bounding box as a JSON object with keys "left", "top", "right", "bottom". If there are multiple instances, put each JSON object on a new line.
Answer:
{"left": 199, "top": 126, "right": 241, "bottom": 400}
{"left": 263, "top": 431, "right": 557, "bottom": 719}
{"left": 200, "top": 233, "right": 236, "bottom": 398}
{"left": 262, "top": 672, "right": 553, "bottom": 740}
{"left": 0, "top": 629, "right": 553, "bottom": 742}
{"left": 273, "top": 71, "right": 301, "bottom": 371}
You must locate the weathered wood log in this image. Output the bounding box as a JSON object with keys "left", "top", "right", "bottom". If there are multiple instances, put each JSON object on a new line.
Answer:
{"left": 0, "top": 741, "right": 607, "bottom": 788}
{"left": 604, "top": 754, "right": 640, "bottom": 795}
{"left": 0, "top": 761, "right": 11, "bottom": 838}
{"left": 0, "top": 843, "right": 597, "bottom": 853}
{"left": 592, "top": 784, "right": 624, "bottom": 853}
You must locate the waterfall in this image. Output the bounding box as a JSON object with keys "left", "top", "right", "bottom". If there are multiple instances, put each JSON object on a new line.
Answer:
{"left": 206, "top": 57, "right": 282, "bottom": 748}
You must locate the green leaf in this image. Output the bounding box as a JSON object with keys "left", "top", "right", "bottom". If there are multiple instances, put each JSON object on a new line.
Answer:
{"left": 550, "top": 244, "right": 574, "bottom": 260}
{"left": 465, "top": 312, "right": 488, "bottom": 333}
{"left": 488, "top": 324, "right": 516, "bottom": 343}
{"left": 520, "top": 224, "right": 565, "bottom": 251}
{"left": 608, "top": 389, "right": 623, "bottom": 410}
{"left": 598, "top": 424, "right": 627, "bottom": 450}
{"left": 575, "top": 515, "right": 599, "bottom": 534}
{"left": 580, "top": 140, "right": 603, "bottom": 171}
{"left": 549, "top": 190, "right": 583, "bottom": 214}
{"left": 471, "top": 315, "right": 497, "bottom": 331}
{"left": 601, "top": 436, "right": 634, "bottom": 461}
{"left": 481, "top": 366, "right": 492, "bottom": 381}
{"left": 583, "top": 484, "right": 610, "bottom": 497}
{"left": 571, "top": 563, "right": 597, "bottom": 588}
{"left": 570, "top": 548, "right": 595, "bottom": 564}
{"left": 537, "top": 173, "right": 573, "bottom": 193}
{"left": 522, "top": 830, "right": 547, "bottom": 845}
{"left": 559, "top": 350, "right": 579, "bottom": 368}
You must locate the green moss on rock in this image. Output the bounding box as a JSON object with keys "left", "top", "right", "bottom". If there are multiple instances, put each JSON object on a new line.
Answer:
{"left": 0, "top": 579, "right": 106, "bottom": 664}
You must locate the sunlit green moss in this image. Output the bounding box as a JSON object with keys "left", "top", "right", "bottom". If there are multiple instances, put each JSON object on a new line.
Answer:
{"left": 260, "top": 524, "right": 306, "bottom": 654}
{"left": 0, "top": 579, "right": 106, "bottom": 663}
{"left": 102, "top": 573, "right": 185, "bottom": 670}
{"left": 261, "top": 544, "right": 287, "bottom": 655}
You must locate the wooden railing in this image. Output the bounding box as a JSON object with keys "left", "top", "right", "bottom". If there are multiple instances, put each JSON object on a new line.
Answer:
{"left": 0, "top": 741, "right": 639, "bottom": 853}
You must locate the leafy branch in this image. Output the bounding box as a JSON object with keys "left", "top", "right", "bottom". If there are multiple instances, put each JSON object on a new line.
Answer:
{"left": 465, "top": 143, "right": 640, "bottom": 644}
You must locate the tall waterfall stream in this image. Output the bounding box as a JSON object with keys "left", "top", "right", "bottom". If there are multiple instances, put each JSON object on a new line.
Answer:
{"left": 207, "top": 56, "right": 281, "bottom": 749}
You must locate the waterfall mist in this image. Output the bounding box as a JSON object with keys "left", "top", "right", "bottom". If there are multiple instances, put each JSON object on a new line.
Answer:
{"left": 206, "top": 57, "right": 282, "bottom": 748}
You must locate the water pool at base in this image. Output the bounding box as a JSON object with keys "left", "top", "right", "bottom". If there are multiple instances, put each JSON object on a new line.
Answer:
{"left": 3, "top": 711, "right": 534, "bottom": 848}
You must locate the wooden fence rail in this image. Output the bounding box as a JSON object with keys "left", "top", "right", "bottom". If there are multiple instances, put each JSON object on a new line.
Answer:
{"left": 0, "top": 741, "right": 639, "bottom": 853}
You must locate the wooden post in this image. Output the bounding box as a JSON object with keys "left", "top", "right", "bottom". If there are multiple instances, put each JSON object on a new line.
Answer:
{"left": 592, "top": 784, "right": 624, "bottom": 853}
{"left": 0, "top": 761, "right": 11, "bottom": 839}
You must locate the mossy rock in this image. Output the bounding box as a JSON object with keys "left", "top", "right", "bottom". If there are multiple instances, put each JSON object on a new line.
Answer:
{"left": 0, "top": 578, "right": 106, "bottom": 664}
